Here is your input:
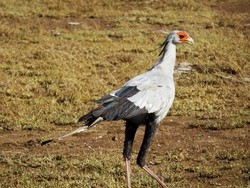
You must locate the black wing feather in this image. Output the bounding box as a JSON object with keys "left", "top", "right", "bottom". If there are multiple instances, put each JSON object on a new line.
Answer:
{"left": 78, "top": 86, "right": 148, "bottom": 125}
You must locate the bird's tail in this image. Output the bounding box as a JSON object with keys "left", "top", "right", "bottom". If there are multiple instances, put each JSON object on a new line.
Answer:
{"left": 41, "top": 113, "right": 103, "bottom": 146}
{"left": 78, "top": 111, "right": 104, "bottom": 128}
{"left": 57, "top": 114, "right": 104, "bottom": 140}
{"left": 41, "top": 126, "right": 89, "bottom": 146}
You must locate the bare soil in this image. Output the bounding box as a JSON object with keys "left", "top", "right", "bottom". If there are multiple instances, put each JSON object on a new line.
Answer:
{"left": 0, "top": 116, "right": 249, "bottom": 157}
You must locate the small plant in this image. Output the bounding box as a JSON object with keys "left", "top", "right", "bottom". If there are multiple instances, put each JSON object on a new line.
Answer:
{"left": 196, "top": 166, "right": 221, "bottom": 178}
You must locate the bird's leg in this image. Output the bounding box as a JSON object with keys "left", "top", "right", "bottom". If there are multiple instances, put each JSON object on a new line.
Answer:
{"left": 137, "top": 119, "right": 168, "bottom": 188}
{"left": 123, "top": 121, "right": 139, "bottom": 188}
{"left": 142, "top": 165, "right": 168, "bottom": 188}
{"left": 125, "top": 158, "right": 131, "bottom": 188}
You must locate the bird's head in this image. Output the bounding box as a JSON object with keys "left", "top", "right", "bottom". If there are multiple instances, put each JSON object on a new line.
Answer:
{"left": 169, "top": 30, "right": 194, "bottom": 45}
{"left": 158, "top": 30, "right": 194, "bottom": 57}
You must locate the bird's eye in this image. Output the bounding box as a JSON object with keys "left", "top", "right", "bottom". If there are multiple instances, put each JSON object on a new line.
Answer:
{"left": 179, "top": 35, "right": 185, "bottom": 39}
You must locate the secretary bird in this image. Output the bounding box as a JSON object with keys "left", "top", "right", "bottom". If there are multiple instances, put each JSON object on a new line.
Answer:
{"left": 42, "top": 30, "right": 194, "bottom": 188}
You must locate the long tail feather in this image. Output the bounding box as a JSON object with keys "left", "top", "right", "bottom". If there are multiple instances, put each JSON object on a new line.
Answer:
{"left": 41, "top": 117, "right": 104, "bottom": 146}
{"left": 41, "top": 126, "right": 89, "bottom": 146}
{"left": 57, "top": 126, "right": 89, "bottom": 140}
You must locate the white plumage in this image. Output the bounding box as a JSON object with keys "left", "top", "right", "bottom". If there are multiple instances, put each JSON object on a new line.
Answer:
{"left": 125, "top": 72, "right": 175, "bottom": 124}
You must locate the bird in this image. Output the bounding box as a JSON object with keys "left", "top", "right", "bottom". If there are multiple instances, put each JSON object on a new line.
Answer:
{"left": 42, "top": 30, "right": 194, "bottom": 188}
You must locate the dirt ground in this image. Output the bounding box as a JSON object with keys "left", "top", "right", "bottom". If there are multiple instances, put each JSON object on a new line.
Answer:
{"left": 0, "top": 116, "right": 249, "bottom": 157}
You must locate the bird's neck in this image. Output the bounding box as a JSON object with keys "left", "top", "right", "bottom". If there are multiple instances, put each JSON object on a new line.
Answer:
{"left": 155, "top": 42, "right": 176, "bottom": 75}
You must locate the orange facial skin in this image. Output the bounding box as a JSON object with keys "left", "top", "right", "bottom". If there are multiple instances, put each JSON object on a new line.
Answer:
{"left": 177, "top": 31, "right": 190, "bottom": 42}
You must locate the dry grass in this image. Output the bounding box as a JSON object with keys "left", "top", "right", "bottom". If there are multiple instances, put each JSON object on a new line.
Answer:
{"left": 0, "top": 0, "right": 249, "bottom": 187}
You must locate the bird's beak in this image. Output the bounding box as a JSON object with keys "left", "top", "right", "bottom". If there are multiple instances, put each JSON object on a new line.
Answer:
{"left": 185, "top": 37, "right": 194, "bottom": 46}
